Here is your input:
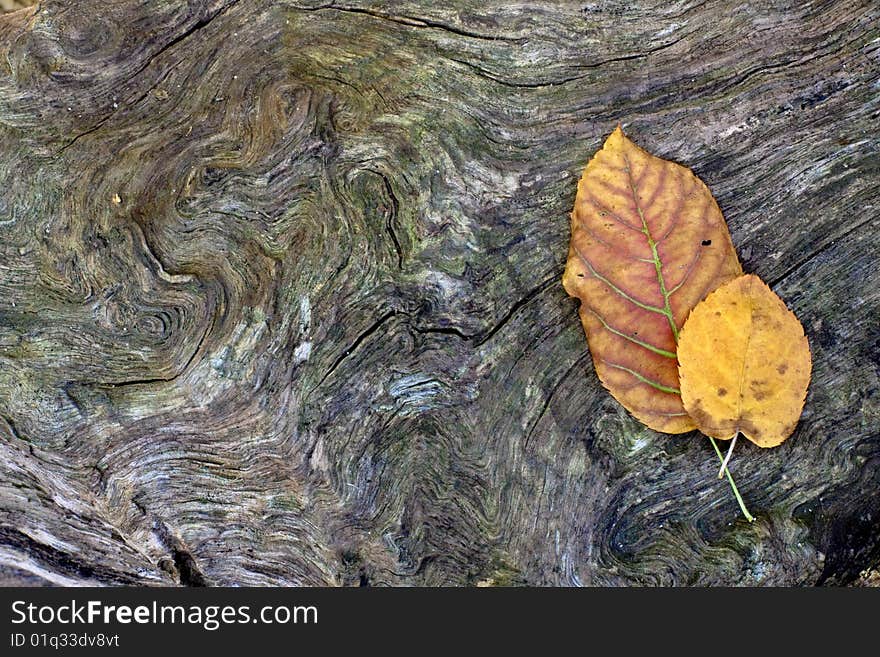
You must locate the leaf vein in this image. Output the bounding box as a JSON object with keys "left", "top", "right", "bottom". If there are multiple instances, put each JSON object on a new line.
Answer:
{"left": 586, "top": 306, "right": 677, "bottom": 358}
{"left": 584, "top": 193, "right": 643, "bottom": 232}
{"left": 572, "top": 246, "right": 668, "bottom": 316}
{"left": 667, "top": 248, "right": 703, "bottom": 296}
{"left": 600, "top": 359, "right": 681, "bottom": 394}
{"left": 576, "top": 216, "right": 652, "bottom": 263}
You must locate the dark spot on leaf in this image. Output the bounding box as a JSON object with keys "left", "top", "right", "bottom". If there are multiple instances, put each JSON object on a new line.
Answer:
{"left": 701, "top": 239, "right": 712, "bottom": 246}
{"left": 688, "top": 400, "right": 733, "bottom": 436}
{"left": 754, "top": 391, "right": 768, "bottom": 401}
{"left": 717, "top": 388, "right": 727, "bottom": 397}
{"left": 714, "top": 311, "right": 722, "bottom": 317}
{"left": 777, "top": 363, "right": 788, "bottom": 375}
{"left": 577, "top": 273, "right": 585, "bottom": 278}
{"left": 739, "top": 419, "right": 762, "bottom": 441}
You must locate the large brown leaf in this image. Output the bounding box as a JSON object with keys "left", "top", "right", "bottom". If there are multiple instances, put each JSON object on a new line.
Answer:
{"left": 562, "top": 126, "right": 742, "bottom": 433}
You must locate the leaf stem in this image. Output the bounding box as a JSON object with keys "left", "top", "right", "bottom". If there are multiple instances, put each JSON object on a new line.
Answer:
{"left": 708, "top": 436, "right": 755, "bottom": 522}
{"left": 718, "top": 433, "right": 738, "bottom": 479}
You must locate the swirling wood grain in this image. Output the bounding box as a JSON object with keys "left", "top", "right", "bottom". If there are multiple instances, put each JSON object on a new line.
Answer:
{"left": 0, "top": 0, "right": 878, "bottom": 586}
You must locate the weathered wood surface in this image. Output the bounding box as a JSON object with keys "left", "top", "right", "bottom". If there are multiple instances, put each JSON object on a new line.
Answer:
{"left": 0, "top": 0, "right": 878, "bottom": 586}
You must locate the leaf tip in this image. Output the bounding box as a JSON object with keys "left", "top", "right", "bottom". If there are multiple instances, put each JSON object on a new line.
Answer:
{"left": 609, "top": 123, "right": 626, "bottom": 143}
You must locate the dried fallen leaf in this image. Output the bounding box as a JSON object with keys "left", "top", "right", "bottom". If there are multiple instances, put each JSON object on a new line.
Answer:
{"left": 677, "top": 274, "right": 811, "bottom": 447}
{"left": 562, "top": 126, "right": 742, "bottom": 433}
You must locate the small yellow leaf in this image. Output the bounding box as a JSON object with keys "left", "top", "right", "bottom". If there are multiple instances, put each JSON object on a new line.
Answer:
{"left": 677, "top": 274, "right": 811, "bottom": 447}
{"left": 562, "top": 126, "right": 742, "bottom": 434}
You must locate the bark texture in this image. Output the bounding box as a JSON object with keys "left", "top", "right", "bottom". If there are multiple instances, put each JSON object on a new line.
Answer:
{"left": 0, "top": 0, "right": 878, "bottom": 586}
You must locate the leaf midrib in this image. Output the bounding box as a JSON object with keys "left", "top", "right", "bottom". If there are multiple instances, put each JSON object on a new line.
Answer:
{"left": 733, "top": 276, "right": 756, "bottom": 431}
{"left": 624, "top": 154, "right": 680, "bottom": 344}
